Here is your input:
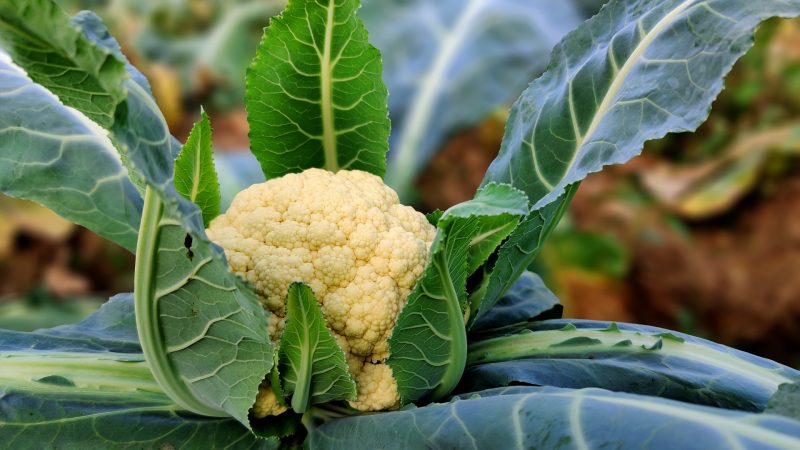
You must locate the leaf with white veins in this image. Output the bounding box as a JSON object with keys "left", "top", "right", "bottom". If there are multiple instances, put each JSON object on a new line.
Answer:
{"left": 279, "top": 283, "right": 356, "bottom": 413}
{"left": 246, "top": 0, "right": 389, "bottom": 178}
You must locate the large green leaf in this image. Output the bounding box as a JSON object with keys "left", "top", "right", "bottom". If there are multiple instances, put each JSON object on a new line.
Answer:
{"left": 50, "top": 10, "right": 276, "bottom": 429}
{"left": 474, "top": 0, "right": 800, "bottom": 322}
{"left": 0, "top": 0, "right": 128, "bottom": 128}
{"left": 307, "top": 386, "right": 800, "bottom": 449}
{"left": 279, "top": 283, "right": 356, "bottom": 413}
{"left": 484, "top": 0, "right": 800, "bottom": 210}
{"left": 358, "top": 0, "right": 582, "bottom": 198}
{"left": 387, "top": 183, "right": 527, "bottom": 404}
{"left": 246, "top": 0, "right": 389, "bottom": 178}
{"left": 0, "top": 295, "right": 276, "bottom": 449}
{"left": 464, "top": 320, "right": 800, "bottom": 412}
{"left": 0, "top": 54, "right": 142, "bottom": 251}
{"left": 174, "top": 110, "right": 221, "bottom": 227}
{"left": 134, "top": 186, "right": 273, "bottom": 425}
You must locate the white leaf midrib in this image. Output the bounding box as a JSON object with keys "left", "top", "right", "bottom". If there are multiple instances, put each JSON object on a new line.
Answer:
{"left": 554, "top": 0, "right": 697, "bottom": 186}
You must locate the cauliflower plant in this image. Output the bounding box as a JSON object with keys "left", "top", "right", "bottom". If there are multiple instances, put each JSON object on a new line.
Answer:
{"left": 207, "top": 168, "right": 436, "bottom": 414}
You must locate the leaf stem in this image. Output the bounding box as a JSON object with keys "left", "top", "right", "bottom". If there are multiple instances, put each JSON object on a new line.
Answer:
{"left": 429, "top": 251, "right": 468, "bottom": 401}
{"left": 134, "top": 187, "right": 226, "bottom": 417}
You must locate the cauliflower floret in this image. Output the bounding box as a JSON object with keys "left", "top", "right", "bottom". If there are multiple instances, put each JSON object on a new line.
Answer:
{"left": 208, "top": 169, "right": 435, "bottom": 413}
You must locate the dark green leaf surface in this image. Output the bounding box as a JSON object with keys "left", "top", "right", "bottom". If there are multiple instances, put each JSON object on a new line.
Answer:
{"left": 767, "top": 384, "right": 800, "bottom": 421}
{"left": 0, "top": 54, "right": 142, "bottom": 251}
{"left": 472, "top": 184, "right": 577, "bottom": 324}
{"left": 469, "top": 271, "right": 562, "bottom": 335}
{"left": 446, "top": 183, "right": 528, "bottom": 275}
{"left": 174, "top": 110, "right": 221, "bottom": 227}
{"left": 307, "top": 386, "right": 800, "bottom": 449}
{"left": 464, "top": 320, "right": 800, "bottom": 412}
{"left": 246, "top": 0, "right": 389, "bottom": 178}
{"left": 387, "top": 183, "right": 526, "bottom": 403}
{"left": 0, "top": 0, "right": 128, "bottom": 127}
{"left": 0, "top": 295, "right": 276, "bottom": 450}
{"left": 358, "top": 0, "right": 582, "bottom": 197}
{"left": 279, "top": 283, "right": 356, "bottom": 413}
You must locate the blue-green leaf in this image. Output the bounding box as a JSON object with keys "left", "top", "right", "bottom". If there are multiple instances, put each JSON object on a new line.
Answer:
{"left": 246, "top": 0, "right": 389, "bottom": 178}
{"left": 469, "top": 271, "right": 562, "bottom": 335}
{"left": 358, "top": 0, "right": 583, "bottom": 198}
{"left": 475, "top": 0, "right": 800, "bottom": 323}
{"left": 307, "top": 386, "right": 800, "bottom": 449}
{"left": 0, "top": 53, "right": 142, "bottom": 251}
{"left": 279, "top": 283, "right": 356, "bottom": 413}
{"left": 174, "top": 110, "right": 221, "bottom": 227}
{"left": 464, "top": 320, "right": 800, "bottom": 412}
{"left": 0, "top": 295, "right": 277, "bottom": 450}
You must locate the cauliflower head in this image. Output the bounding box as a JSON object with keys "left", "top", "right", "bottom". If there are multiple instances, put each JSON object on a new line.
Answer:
{"left": 206, "top": 168, "right": 436, "bottom": 413}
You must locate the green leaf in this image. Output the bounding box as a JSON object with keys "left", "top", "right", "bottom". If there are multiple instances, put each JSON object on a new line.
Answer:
{"left": 0, "top": 0, "right": 128, "bottom": 128}
{"left": 0, "top": 295, "right": 278, "bottom": 449}
{"left": 246, "top": 0, "right": 389, "bottom": 178}
{"left": 134, "top": 187, "right": 274, "bottom": 425}
{"left": 484, "top": 0, "right": 800, "bottom": 211}
{"left": 279, "top": 283, "right": 356, "bottom": 413}
{"left": 446, "top": 183, "right": 528, "bottom": 275}
{"left": 307, "top": 386, "right": 800, "bottom": 449}
{"left": 475, "top": 0, "right": 800, "bottom": 323}
{"left": 472, "top": 184, "right": 577, "bottom": 324}
{"left": 387, "top": 183, "right": 526, "bottom": 404}
{"left": 767, "top": 383, "right": 800, "bottom": 421}
{"left": 174, "top": 110, "right": 221, "bottom": 227}
{"left": 465, "top": 320, "right": 800, "bottom": 412}
{"left": 358, "top": 0, "right": 583, "bottom": 198}
{"left": 0, "top": 54, "right": 142, "bottom": 252}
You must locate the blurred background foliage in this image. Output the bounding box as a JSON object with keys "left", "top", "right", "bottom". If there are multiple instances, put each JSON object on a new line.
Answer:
{"left": 0, "top": 0, "right": 798, "bottom": 368}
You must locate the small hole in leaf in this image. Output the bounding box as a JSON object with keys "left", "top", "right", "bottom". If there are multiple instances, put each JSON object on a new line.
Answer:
{"left": 184, "top": 234, "right": 194, "bottom": 260}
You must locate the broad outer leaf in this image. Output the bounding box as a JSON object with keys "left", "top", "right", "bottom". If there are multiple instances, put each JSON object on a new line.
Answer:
{"left": 767, "top": 383, "right": 800, "bottom": 421}
{"left": 358, "top": 0, "right": 582, "bottom": 198}
{"left": 0, "top": 0, "right": 128, "bottom": 128}
{"left": 475, "top": 0, "right": 800, "bottom": 323}
{"left": 279, "top": 283, "right": 356, "bottom": 413}
{"left": 0, "top": 53, "right": 142, "bottom": 252}
{"left": 0, "top": 295, "right": 277, "bottom": 450}
{"left": 246, "top": 0, "right": 389, "bottom": 178}
{"left": 135, "top": 188, "right": 274, "bottom": 426}
{"left": 174, "top": 110, "right": 221, "bottom": 227}
{"left": 307, "top": 386, "right": 800, "bottom": 449}
{"left": 484, "top": 0, "right": 800, "bottom": 210}
{"left": 464, "top": 320, "right": 800, "bottom": 412}
{"left": 58, "top": 14, "right": 276, "bottom": 428}
{"left": 387, "top": 183, "right": 526, "bottom": 404}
